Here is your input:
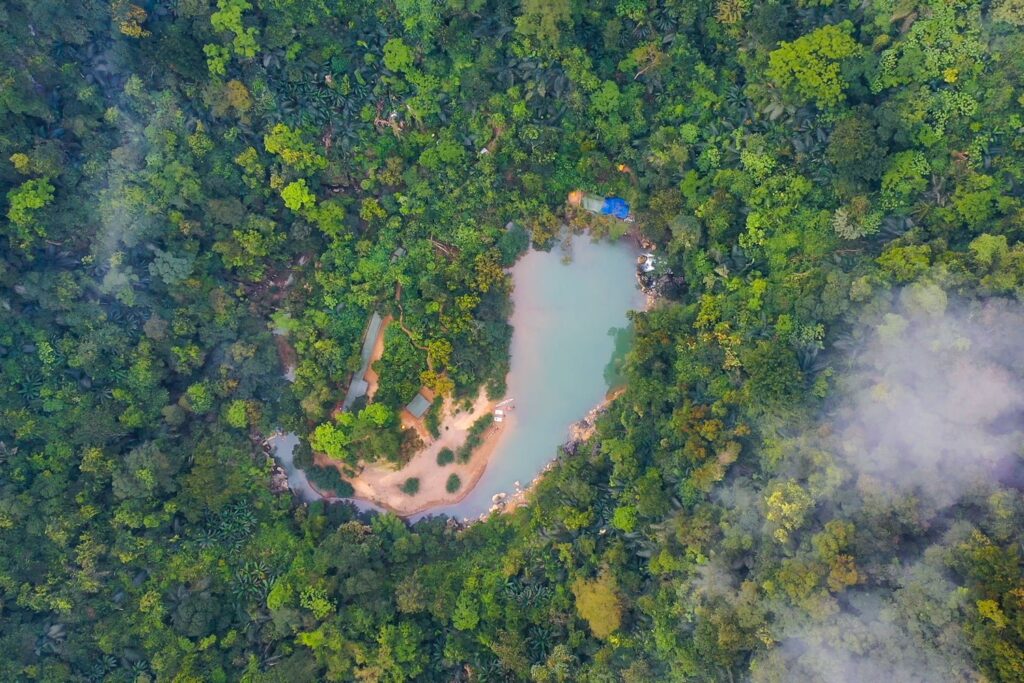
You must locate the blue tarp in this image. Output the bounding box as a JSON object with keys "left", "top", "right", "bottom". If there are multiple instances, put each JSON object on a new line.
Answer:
{"left": 600, "top": 197, "right": 631, "bottom": 219}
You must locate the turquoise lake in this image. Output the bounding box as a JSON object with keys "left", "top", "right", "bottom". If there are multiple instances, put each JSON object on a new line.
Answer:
{"left": 271, "top": 235, "right": 643, "bottom": 520}
{"left": 413, "top": 235, "right": 644, "bottom": 521}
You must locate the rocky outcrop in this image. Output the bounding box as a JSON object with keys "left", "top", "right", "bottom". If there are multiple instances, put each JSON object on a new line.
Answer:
{"left": 565, "top": 398, "right": 614, "bottom": 453}
{"left": 270, "top": 465, "right": 290, "bottom": 494}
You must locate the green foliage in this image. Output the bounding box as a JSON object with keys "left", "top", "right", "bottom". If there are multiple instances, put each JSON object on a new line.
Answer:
{"left": 572, "top": 572, "right": 623, "bottom": 639}
{"left": 452, "top": 589, "right": 480, "bottom": 631}
{"left": 591, "top": 81, "right": 621, "bottom": 116}
{"left": 424, "top": 397, "right": 443, "bottom": 438}
{"left": 445, "top": 473, "right": 461, "bottom": 493}
{"left": 401, "top": 477, "right": 420, "bottom": 495}
{"left": 383, "top": 38, "right": 414, "bottom": 73}
{"left": 263, "top": 124, "right": 327, "bottom": 173}
{"left": 877, "top": 244, "right": 932, "bottom": 282}
{"left": 881, "top": 151, "right": 930, "bottom": 209}
{"left": 304, "top": 464, "right": 355, "bottom": 497}
{"left": 310, "top": 418, "right": 352, "bottom": 462}
{"left": 299, "top": 586, "right": 335, "bottom": 620}
{"left": 826, "top": 114, "right": 886, "bottom": 183}
{"left": 831, "top": 197, "right": 881, "bottom": 240}
{"left": 516, "top": 0, "right": 572, "bottom": 52}
{"left": 742, "top": 341, "right": 804, "bottom": 410}
{"left": 310, "top": 404, "right": 398, "bottom": 466}
{"left": 456, "top": 414, "right": 493, "bottom": 463}
{"left": 765, "top": 480, "right": 813, "bottom": 543}
{"left": 224, "top": 399, "right": 250, "bottom": 428}
{"left": 436, "top": 447, "right": 455, "bottom": 466}
{"left": 394, "top": 0, "right": 442, "bottom": 40}
{"left": 993, "top": 0, "right": 1024, "bottom": 25}
{"left": 281, "top": 179, "right": 316, "bottom": 212}
{"left": 185, "top": 381, "right": 215, "bottom": 414}
{"left": 210, "top": 0, "right": 259, "bottom": 60}
{"left": 4, "top": 2, "right": 1024, "bottom": 681}
{"left": 150, "top": 248, "right": 196, "bottom": 286}
{"left": 5, "top": 177, "right": 54, "bottom": 246}
{"left": 767, "top": 22, "right": 862, "bottom": 108}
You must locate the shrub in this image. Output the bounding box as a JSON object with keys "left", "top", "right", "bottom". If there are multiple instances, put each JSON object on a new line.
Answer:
{"left": 446, "top": 474, "right": 461, "bottom": 493}
{"left": 437, "top": 447, "right": 455, "bottom": 466}
{"left": 457, "top": 414, "right": 494, "bottom": 463}
{"left": 401, "top": 477, "right": 420, "bottom": 495}
{"left": 305, "top": 464, "right": 355, "bottom": 497}
{"left": 425, "top": 397, "right": 443, "bottom": 438}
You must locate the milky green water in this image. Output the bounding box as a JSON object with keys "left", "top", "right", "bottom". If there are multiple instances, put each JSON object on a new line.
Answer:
{"left": 414, "top": 236, "right": 644, "bottom": 521}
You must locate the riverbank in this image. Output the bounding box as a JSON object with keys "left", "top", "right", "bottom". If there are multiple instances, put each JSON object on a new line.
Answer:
{"left": 473, "top": 385, "right": 627, "bottom": 520}
{"left": 407, "top": 236, "right": 644, "bottom": 520}
{"left": 268, "top": 383, "right": 629, "bottom": 521}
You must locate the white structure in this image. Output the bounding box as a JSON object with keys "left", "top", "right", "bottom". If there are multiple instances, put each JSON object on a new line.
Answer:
{"left": 493, "top": 397, "right": 514, "bottom": 423}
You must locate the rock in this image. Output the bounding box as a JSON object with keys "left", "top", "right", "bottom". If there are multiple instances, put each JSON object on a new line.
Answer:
{"left": 269, "top": 467, "right": 290, "bottom": 494}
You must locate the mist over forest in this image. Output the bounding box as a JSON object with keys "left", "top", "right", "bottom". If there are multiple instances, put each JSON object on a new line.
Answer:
{"left": 717, "top": 291, "right": 1024, "bottom": 682}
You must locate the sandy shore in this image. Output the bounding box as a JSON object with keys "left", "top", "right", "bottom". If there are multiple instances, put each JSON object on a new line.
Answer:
{"left": 331, "top": 389, "right": 512, "bottom": 516}
{"left": 475, "top": 385, "right": 627, "bottom": 521}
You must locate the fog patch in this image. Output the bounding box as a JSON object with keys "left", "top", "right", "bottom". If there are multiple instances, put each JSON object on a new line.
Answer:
{"left": 743, "top": 287, "right": 1023, "bottom": 681}
{"left": 750, "top": 545, "right": 977, "bottom": 682}
{"left": 834, "top": 287, "right": 1024, "bottom": 508}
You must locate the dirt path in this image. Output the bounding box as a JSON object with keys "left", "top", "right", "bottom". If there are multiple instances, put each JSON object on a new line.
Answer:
{"left": 362, "top": 314, "right": 392, "bottom": 401}
{"left": 339, "top": 389, "right": 510, "bottom": 515}
{"left": 273, "top": 333, "right": 297, "bottom": 382}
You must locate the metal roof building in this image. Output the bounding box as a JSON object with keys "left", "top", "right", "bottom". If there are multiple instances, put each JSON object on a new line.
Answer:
{"left": 341, "top": 312, "right": 384, "bottom": 412}
{"left": 405, "top": 392, "right": 431, "bottom": 419}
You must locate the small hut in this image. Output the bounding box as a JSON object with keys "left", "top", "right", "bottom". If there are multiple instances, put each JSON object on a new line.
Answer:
{"left": 405, "top": 392, "right": 431, "bottom": 419}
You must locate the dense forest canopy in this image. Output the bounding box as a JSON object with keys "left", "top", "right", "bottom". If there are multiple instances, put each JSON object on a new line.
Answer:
{"left": 3, "top": 0, "right": 1024, "bottom": 681}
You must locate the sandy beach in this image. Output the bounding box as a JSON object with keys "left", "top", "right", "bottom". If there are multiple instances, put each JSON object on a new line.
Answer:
{"left": 472, "top": 384, "right": 627, "bottom": 521}
{"left": 321, "top": 388, "right": 513, "bottom": 516}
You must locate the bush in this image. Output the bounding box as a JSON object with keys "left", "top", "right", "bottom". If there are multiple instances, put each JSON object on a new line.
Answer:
{"left": 446, "top": 473, "right": 461, "bottom": 493}
{"left": 457, "top": 414, "right": 494, "bottom": 463}
{"left": 401, "top": 477, "right": 420, "bottom": 495}
{"left": 305, "top": 464, "right": 355, "bottom": 498}
{"left": 293, "top": 440, "right": 314, "bottom": 469}
{"left": 437, "top": 447, "right": 455, "bottom": 466}
{"left": 425, "top": 397, "right": 443, "bottom": 438}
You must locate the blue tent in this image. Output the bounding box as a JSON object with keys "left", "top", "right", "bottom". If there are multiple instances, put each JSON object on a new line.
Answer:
{"left": 600, "top": 197, "right": 631, "bottom": 219}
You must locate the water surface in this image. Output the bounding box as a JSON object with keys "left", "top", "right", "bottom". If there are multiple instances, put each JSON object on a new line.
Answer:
{"left": 270, "top": 236, "right": 642, "bottom": 520}
{"left": 415, "top": 236, "right": 644, "bottom": 520}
